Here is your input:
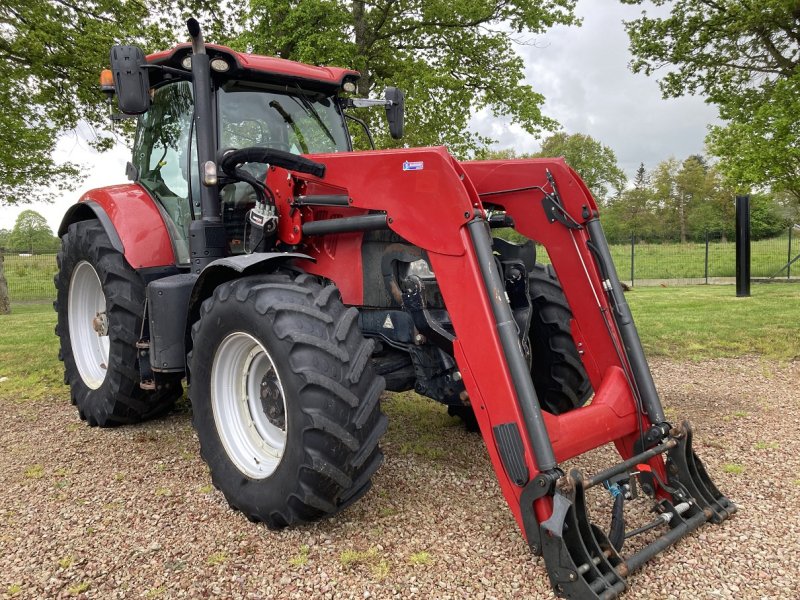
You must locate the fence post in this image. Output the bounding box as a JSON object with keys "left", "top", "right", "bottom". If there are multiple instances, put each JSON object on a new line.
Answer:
{"left": 789, "top": 226, "right": 793, "bottom": 280}
{"left": 704, "top": 230, "right": 709, "bottom": 284}
{"left": 630, "top": 233, "right": 635, "bottom": 287}
{"left": 735, "top": 195, "right": 751, "bottom": 297}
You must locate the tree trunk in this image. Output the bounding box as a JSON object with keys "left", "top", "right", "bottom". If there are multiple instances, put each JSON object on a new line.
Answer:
{"left": 0, "top": 253, "right": 10, "bottom": 315}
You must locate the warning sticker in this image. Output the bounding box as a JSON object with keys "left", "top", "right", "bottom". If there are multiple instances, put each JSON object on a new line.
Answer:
{"left": 402, "top": 160, "right": 424, "bottom": 171}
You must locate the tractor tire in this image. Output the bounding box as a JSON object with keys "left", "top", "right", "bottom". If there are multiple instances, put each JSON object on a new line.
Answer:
{"left": 189, "top": 272, "right": 387, "bottom": 528}
{"left": 54, "top": 220, "right": 182, "bottom": 427}
{"left": 528, "top": 263, "right": 593, "bottom": 414}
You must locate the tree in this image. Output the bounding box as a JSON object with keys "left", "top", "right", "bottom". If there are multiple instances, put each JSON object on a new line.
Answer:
{"left": 237, "top": 0, "right": 579, "bottom": 156}
{"left": 0, "top": 2, "right": 177, "bottom": 205}
{"left": 8, "top": 211, "right": 59, "bottom": 254}
{"left": 621, "top": 0, "right": 800, "bottom": 205}
{"left": 0, "top": 229, "right": 10, "bottom": 250}
{"left": 673, "top": 155, "right": 709, "bottom": 243}
{"left": 534, "top": 132, "right": 627, "bottom": 204}
{"left": 604, "top": 163, "right": 659, "bottom": 242}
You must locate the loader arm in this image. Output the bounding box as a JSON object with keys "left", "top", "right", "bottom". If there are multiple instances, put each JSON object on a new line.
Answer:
{"left": 269, "top": 147, "right": 734, "bottom": 599}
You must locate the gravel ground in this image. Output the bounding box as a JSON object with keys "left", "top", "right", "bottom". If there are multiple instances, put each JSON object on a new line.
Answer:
{"left": 1, "top": 357, "right": 798, "bottom": 599}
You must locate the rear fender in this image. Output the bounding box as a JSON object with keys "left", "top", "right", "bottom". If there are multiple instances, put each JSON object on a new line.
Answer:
{"left": 58, "top": 184, "right": 176, "bottom": 269}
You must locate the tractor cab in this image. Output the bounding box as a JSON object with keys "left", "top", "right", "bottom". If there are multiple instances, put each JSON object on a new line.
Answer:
{"left": 108, "top": 42, "right": 403, "bottom": 264}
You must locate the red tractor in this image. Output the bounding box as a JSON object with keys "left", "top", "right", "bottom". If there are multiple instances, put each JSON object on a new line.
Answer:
{"left": 55, "top": 20, "right": 733, "bottom": 599}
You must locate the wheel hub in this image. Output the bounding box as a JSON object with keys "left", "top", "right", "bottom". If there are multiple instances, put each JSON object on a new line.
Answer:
{"left": 211, "top": 332, "right": 288, "bottom": 479}
{"left": 260, "top": 373, "right": 285, "bottom": 429}
{"left": 68, "top": 261, "right": 110, "bottom": 390}
{"left": 92, "top": 311, "right": 109, "bottom": 336}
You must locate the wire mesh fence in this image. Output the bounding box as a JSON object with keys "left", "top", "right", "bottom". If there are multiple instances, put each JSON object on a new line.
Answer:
{"left": 608, "top": 227, "right": 797, "bottom": 286}
{"left": 0, "top": 227, "right": 797, "bottom": 303}
{"left": 1, "top": 252, "right": 57, "bottom": 303}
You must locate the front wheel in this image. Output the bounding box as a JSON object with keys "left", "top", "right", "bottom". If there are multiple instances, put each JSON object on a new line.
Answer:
{"left": 189, "top": 272, "right": 387, "bottom": 528}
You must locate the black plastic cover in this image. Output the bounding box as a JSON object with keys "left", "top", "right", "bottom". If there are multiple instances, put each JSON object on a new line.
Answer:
{"left": 148, "top": 274, "right": 197, "bottom": 373}
{"left": 385, "top": 87, "right": 405, "bottom": 140}
{"left": 110, "top": 45, "right": 151, "bottom": 115}
{"left": 494, "top": 422, "right": 529, "bottom": 486}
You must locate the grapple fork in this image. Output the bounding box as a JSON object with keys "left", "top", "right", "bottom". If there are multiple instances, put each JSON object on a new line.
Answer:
{"left": 520, "top": 421, "right": 735, "bottom": 599}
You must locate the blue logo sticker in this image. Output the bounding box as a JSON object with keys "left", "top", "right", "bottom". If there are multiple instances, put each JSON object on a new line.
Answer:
{"left": 403, "top": 160, "right": 424, "bottom": 171}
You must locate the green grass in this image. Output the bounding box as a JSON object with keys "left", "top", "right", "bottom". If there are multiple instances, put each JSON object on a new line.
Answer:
{"left": 3, "top": 253, "right": 57, "bottom": 302}
{"left": 627, "top": 283, "right": 800, "bottom": 360}
{"left": 722, "top": 463, "right": 745, "bottom": 475}
{"left": 0, "top": 304, "right": 61, "bottom": 400}
{"left": 1, "top": 231, "right": 795, "bottom": 303}
{"left": 0, "top": 284, "right": 796, "bottom": 407}
{"left": 408, "top": 551, "right": 432, "bottom": 566}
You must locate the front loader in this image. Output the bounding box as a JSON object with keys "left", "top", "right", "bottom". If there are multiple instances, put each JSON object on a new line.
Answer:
{"left": 55, "top": 19, "right": 734, "bottom": 598}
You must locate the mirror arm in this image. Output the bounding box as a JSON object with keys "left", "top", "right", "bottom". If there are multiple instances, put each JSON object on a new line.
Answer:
{"left": 141, "top": 64, "right": 192, "bottom": 80}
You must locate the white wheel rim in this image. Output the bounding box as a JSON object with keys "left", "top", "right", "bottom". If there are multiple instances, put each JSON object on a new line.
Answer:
{"left": 211, "top": 332, "right": 288, "bottom": 479}
{"left": 68, "top": 261, "right": 110, "bottom": 390}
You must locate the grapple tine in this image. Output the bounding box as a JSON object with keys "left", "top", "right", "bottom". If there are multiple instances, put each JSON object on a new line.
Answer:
{"left": 539, "top": 472, "right": 627, "bottom": 599}
{"left": 667, "top": 421, "right": 736, "bottom": 523}
{"left": 522, "top": 424, "right": 736, "bottom": 599}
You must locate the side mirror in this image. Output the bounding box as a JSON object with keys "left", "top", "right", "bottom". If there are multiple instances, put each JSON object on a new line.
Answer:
{"left": 385, "top": 87, "right": 404, "bottom": 140}
{"left": 109, "top": 45, "right": 151, "bottom": 115}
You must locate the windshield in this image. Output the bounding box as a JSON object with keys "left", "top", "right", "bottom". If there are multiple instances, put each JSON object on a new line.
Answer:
{"left": 217, "top": 82, "right": 350, "bottom": 154}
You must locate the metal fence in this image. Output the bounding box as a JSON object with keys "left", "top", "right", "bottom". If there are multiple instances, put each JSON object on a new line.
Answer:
{"left": 2, "top": 252, "right": 57, "bottom": 303}
{"left": 1, "top": 228, "right": 797, "bottom": 302}
{"left": 605, "top": 227, "right": 797, "bottom": 287}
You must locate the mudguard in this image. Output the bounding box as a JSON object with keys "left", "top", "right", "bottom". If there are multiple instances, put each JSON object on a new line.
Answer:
{"left": 58, "top": 184, "right": 176, "bottom": 269}
{"left": 186, "top": 252, "right": 314, "bottom": 342}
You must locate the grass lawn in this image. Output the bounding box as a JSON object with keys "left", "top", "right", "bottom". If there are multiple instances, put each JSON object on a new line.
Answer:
{"left": 0, "top": 283, "right": 797, "bottom": 402}
{"left": 496, "top": 231, "right": 794, "bottom": 280}
{"left": 0, "top": 303, "right": 61, "bottom": 400}
{"left": 627, "top": 283, "right": 800, "bottom": 360}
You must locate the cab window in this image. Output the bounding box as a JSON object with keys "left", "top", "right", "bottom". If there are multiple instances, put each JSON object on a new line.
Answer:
{"left": 132, "top": 81, "right": 195, "bottom": 264}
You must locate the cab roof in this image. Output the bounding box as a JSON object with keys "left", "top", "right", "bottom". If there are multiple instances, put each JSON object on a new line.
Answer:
{"left": 147, "top": 43, "right": 360, "bottom": 92}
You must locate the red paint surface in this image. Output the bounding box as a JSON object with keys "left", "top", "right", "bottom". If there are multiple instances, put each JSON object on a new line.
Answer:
{"left": 148, "top": 44, "right": 359, "bottom": 87}
{"left": 78, "top": 184, "right": 175, "bottom": 268}
{"left": 279, "top": 150, "right": 665, "bottom": 536}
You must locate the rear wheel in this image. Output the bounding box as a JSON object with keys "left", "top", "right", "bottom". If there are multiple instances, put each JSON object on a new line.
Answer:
{"left": 189, "top": 272, "right": 387, "bottom": 527}
{"left": 528, "top": 263, "right": 592, "bottom": 414}
{"left": 54, "top": 220, "right": 182, "bottom": 426}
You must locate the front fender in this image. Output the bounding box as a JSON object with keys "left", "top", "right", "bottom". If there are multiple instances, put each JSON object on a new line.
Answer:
{"left": 58, "top": 184, "right": 176, "bottom": 269}
{"left": 186, "top": 252, "right": 313, "bottom": 352}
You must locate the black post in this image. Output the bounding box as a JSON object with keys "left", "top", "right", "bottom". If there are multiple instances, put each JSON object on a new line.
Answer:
{"left": 735, "top": 195, "right": 751, "bottom": 297}
{"left": 704, "top": 230, "right": 709, "bottom": 284}
{"left": 630, "top": 233, "right": 635, "bottom": 287}
{"left": 789, "top": 226, "right": 793, "bottom": 280}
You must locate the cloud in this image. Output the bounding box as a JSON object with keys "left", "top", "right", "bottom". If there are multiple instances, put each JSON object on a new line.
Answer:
{"left": 470, "top": 3, "right": 720, "bottom": 177}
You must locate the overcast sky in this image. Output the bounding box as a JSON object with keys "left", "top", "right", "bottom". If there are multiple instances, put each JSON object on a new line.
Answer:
{"left": 0, "top": 2, "right": 719, "bottom": 235}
